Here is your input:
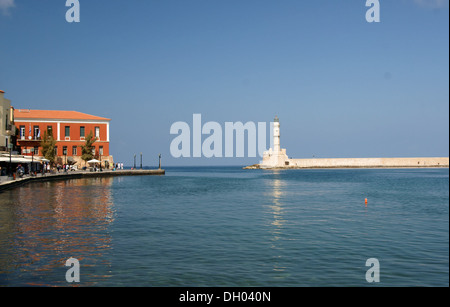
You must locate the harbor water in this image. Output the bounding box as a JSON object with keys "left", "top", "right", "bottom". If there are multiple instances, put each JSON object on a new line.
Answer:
{"left": 0, "top": 167, "right": 448, "bottom": 286}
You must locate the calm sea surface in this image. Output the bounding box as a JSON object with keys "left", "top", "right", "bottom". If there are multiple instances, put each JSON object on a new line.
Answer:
{"left": 0, "top": 167, "right": 448, "bottom": 287}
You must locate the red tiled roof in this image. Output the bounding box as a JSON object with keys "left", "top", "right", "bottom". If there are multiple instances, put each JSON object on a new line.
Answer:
{"left": 14, "top": 109, "right": 110, "bottom": 121}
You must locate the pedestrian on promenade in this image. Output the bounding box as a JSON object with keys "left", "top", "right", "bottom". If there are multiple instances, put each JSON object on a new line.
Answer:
{"left": 16, "top": 164, "right": 24, "bottom": 178}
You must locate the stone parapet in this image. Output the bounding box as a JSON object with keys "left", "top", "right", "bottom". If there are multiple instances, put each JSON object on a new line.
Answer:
{"left": 252, "top": 157, "right": 449, "bottom": 169}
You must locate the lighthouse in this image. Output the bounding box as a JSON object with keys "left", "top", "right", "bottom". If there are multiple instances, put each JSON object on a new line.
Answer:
{"left": 261, "top": 115, "right": 289, "bottom": 168}
{"left": 273, "top": 115, "right": 280, "bottom": 153}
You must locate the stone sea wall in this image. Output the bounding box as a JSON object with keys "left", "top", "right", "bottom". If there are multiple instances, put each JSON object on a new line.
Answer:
{"left": 0, "top": 169, "right": 165, "bottom": 193}
{"left": 245, "top": 157, "right": 449, "bottom": 169}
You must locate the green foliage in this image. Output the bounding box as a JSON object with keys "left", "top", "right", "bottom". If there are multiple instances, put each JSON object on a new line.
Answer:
{"left": 80, "top": 131, "right": 97, "bottom": 163}
{"left": 40, "top": 130, "right": 57, "bottom": 164}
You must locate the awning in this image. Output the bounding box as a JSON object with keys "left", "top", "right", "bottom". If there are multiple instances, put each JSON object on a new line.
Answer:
{"left": 0, "top": 156, "right": 40, "bottom": 163}
{"left": 14, "top": 158, "right": 35, "bottom": 163}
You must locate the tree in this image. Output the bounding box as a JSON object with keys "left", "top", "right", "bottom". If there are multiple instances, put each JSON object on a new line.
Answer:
{"left": 80, "top": 131, "right": 97, "bottom": 165}
{"left": 40, "top": 130, "right": 57, "bottom": 164}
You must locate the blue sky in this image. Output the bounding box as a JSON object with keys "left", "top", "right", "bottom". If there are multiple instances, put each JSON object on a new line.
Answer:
{"left": 1, "top": 0, "right": 448, "bottom": 166}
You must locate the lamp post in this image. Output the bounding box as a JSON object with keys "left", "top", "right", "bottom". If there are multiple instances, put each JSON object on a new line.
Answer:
{"left": 6, "top": 129, "right": 12, "bottom": 178}
{"left": 159, "top": 154, "right": 161, "bottom": 170}
{"left": 63, "top": 147, "right": 67, "bottom": 172}
{"left": 31, "top": 147, "right": 34, "bottom": 175}
{"left": 140, "top": 152, "right": 142, "bottom": 170}
{"left": 134, "top": 154, "right": 136, "bottom": 169}
{"left": 24, "top": 146, "right": 27, "bottom": 173}
{"left": 9, "top": 143, "right": 12, "bottom": 177}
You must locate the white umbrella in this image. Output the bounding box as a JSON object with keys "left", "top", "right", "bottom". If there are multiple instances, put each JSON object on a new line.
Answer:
{"left": 40, "top": 158, "right": 50, "bottom": 162}
{"left": 87, "top": 159, "right": 100, "bottom": 164}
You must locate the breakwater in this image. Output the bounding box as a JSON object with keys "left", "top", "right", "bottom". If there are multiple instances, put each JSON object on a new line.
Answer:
{"left": 0, "top": 169, "right": 165, "bottom": 193}
{"left": 245, "top": 157, "right": 449, "bottom": 169}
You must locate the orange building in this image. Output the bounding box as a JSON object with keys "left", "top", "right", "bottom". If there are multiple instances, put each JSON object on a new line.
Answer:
{"left": 14, "top": 109, "right": 113, "bottom": 168}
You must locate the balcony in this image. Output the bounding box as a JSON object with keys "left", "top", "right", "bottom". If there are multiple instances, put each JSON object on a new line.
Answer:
{"left": 18, "top": 136, "right": 42, "bottom": 142}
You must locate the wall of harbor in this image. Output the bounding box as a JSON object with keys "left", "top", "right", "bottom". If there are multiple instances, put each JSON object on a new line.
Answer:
{"left": 244, "top": 157, "right": 449, "bottom": 169}
{"left": 256, "top": 157, "right": 449, "bottom": 169}
{"left": 0, "top": 169, "right": 165, "bottom": 193}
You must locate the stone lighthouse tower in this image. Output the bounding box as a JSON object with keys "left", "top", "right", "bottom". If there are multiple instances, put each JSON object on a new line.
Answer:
{"left": 261, "top": 115, "right": 289, "bottom": 168}
{"left": 273, "top": 115, "right": 280, "bottom": 153}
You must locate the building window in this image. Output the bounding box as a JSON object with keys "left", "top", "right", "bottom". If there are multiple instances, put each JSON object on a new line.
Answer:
{"left": 34, "top": 146, "right": 39, "bottom": 155}
{"left": 80, "top": 126, "right": 85, "bottom": 138}
{"left": 92, "top": 147, "right": 96, "bottom": 155}
{"left": 63, "top": 146, "right": 68, "bottom": 156}
{"left": 47, "top": 126, "right": 52, "bottom": 135}
{"left": 99, "top": 146, "right": 104, "bottom": 156}
{"left": 34, "top": 126, "right": 40, "bottom": 139}
{"left": 65, "top": 126, "right": 70, "bottom": 138}
{"left": 72, "top": 146, "right": 77, "bottom": 156}
{"left": 54, "top": 146, "right": 58, "bottom": 156}
{"left": 95, "top": 127, "right": 100, "bottom": 139}
{"left": 20, "top": 126, "right": 25, "bottom": 139}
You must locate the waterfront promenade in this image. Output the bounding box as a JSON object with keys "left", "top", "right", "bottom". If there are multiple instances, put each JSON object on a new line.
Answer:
{"left": 0, "top": 169, "right": 165, "bottom": 193}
